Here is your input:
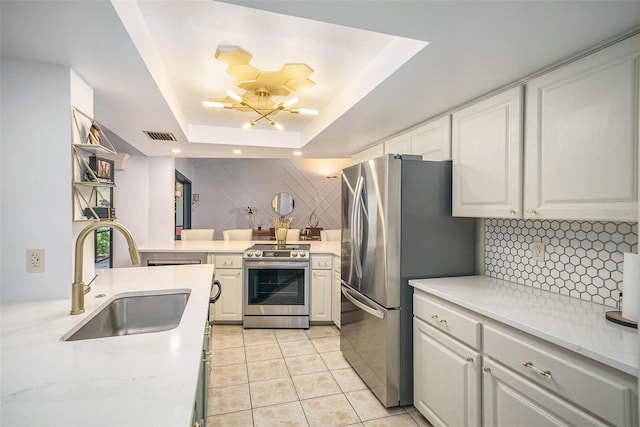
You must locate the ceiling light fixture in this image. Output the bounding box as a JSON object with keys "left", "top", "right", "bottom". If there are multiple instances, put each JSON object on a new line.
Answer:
{"left": 203, "top": 45, "right": 319, "bottom": 131}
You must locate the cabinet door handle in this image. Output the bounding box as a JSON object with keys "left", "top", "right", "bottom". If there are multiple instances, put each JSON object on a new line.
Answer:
{"left": 438, "top": 319, "right": 447, "bottom": 325}
{"left": 508, "top": 209, "right": 516, "bottom": 215}
{"left": 483, "top": 367, "right": 491, "bottom": 373}
{"left": 527, "top": 209, "right": 537, "bottom": 215}
{"left": 466, "top": 357, "right": 474, "bottom": 363}
{"left": 521, "top": 360, "right": 552, "bottom": 378}
{"left": 431, "top": 315, "right": 439, "bottom": 319}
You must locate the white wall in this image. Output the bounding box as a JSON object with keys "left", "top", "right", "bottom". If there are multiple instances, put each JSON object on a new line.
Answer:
{"left": 147, "top": 157, "right": 175, "bottom": 243}
{"left": 175, "top": 158, "right": 195, "bottom": 181}
{"left": 1, "top": 58, "right": 73, "bottom": 302}
{"left": 111, "top": 156, "right": 175, "bottom": 266}
{"left": 112, "top": 155, "right": 149, "bottom": 267}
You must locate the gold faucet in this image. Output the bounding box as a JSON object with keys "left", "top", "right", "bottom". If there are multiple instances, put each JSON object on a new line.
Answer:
{"left": 71, "top": 220, "right": 141, "bottom": 315}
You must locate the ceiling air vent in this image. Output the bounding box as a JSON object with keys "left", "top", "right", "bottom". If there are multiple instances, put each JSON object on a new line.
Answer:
{"left": 143, "top": 131, "right": 177, "bottom": 142}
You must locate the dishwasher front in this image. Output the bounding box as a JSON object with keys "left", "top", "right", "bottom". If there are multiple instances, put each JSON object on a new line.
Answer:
{"left": 140, "top": 251, "right": 208, "bottom": 266}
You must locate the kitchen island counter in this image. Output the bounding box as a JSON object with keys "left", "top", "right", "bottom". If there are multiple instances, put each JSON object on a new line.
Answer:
{"left": 1, "top": 264, "right": 214, "bottom": 427}
{"left": 410, "top": 275, "right": 638, "bottom": 377}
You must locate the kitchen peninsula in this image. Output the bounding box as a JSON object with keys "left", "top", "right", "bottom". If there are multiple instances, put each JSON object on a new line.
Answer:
{"left": 138, "top": 240, "right": 342, "bottom": 326}
{"left": 138, "top": 239, "right": 341, "bottom": 256}
{"left": 1, "top": 264, "right": 214, "bottom": 427}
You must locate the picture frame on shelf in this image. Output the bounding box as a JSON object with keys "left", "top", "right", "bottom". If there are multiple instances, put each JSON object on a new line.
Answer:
{"left": 86, "top": 155, "right": 114, "bottom": 183}
{"left": 86, "top": 122, "right": 102, "bottom": 145}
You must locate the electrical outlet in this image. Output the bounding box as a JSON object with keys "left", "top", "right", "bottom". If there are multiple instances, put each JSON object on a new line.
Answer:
{"left": 530, "top": 242, "right": 545, "bottom": 261}
{"left": 26, "top": 248, "right": 45, "bottom": 273}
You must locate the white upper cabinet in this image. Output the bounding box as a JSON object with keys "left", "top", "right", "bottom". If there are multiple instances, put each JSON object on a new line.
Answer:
{"left": 412, "top": 115, "right": 452, "bottom": 161}
{"left": 524, "top": 34, "right": 639, "bottom": 221}
{"left": 452, "top": 86, "right": 524, "bottom": 218}
{"left": 384, "top": 132, "right": 412, "bottom": 155}
{"left": 352, "top": 143, "right": 384, "bottom": 165}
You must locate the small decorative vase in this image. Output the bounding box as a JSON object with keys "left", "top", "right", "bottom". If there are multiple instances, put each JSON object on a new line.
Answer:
{"left": 275, "top": 227, "right": 288, "bottom": 247}
{"left": 272, "top": 216, "right": 293, "bottom": 247}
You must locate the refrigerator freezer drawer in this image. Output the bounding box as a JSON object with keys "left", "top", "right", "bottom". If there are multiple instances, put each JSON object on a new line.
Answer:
{"left": 340, "top": 284, "right": 403, "bottom": 407}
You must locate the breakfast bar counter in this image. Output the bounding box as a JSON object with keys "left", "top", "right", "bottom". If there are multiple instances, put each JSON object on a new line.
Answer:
{"left": 1, "top": 264, "right": 214, "bottom": 427}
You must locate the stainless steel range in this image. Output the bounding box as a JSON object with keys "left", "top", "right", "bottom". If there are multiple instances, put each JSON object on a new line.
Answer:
{"left": 243, "top": 243, "right": 310, "bottom": 329}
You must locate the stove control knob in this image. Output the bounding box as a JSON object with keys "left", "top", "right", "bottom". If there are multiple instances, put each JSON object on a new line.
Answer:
{"left": 255, "top": 251, "right": 262, "bottom": 257}
{"left": 292, "top": 252, "right": 298, "bottom": 257}
{"left": 299, "top": 252, "right": 307, "bottom": 257}
{"left": 246, "top": 251, "right": 253, "bottom": 257}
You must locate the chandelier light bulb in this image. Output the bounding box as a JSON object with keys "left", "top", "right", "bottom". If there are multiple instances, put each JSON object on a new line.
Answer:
{"left": 282, "top": 97, "right": 299, "bottom": 108}
{"left": 274, "top": 122, "right": 284, "bottom": 131}
{"left": 202, "top": 100, "right": 225, "bottom": 108}
{"left": 225, "top": 89, "right": 243, "bottom": 103}
{"left": 298, "top": 108, "right": 319, "bottom": 115}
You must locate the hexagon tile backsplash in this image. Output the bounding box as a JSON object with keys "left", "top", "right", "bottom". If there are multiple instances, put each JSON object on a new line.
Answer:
{"left": 484, "top": 219, "right": 638, "bottom": 308}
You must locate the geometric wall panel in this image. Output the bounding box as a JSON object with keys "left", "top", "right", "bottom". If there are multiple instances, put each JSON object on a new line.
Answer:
{"left": 191, "top": 159, "right": 341, "bottom": 239}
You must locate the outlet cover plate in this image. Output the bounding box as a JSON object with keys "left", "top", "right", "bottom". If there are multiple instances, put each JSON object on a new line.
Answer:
{"left": 27, "top": 248, "right": 45, "bottom": 273}
{"left": 530, "top": 242, "right": 545, "bottom": 261}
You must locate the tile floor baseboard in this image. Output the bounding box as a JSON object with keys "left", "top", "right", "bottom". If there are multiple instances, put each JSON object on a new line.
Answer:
{"left": 207, "top": 325, "right": 433, "bottom": 427}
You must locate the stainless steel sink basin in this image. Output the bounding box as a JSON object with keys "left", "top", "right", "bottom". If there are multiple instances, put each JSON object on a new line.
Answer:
{"left": 62, "top": 289, "right": 191, "bottom": 341}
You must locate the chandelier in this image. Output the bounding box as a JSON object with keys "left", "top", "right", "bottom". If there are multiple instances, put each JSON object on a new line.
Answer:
{"left": 203, "top": 45, "right": 318, "bottom": 130}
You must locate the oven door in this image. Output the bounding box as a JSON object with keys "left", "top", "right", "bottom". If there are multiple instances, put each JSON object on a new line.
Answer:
{"left": 244, "top": 260, "right": 310, "bottom": 316}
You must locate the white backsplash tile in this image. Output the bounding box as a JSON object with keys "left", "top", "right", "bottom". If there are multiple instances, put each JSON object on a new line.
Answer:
{"left": 484, "top": 219, "right": 638, "bottom": 308}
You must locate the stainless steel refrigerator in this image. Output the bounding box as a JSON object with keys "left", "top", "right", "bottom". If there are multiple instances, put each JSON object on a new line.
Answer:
{"left": 340, "top": 154, "right": 476, "bottom": 407}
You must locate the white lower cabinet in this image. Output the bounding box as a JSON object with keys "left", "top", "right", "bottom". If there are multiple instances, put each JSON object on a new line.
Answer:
{"left": 414, "top": 317, "right": 481, "bottom": 427}
{"left": 212, "top": 254, "right": 243, "bottom": 322}
{"left": 483, "top": 358, "right": 606, "bottom": 426}
{"left": 332, "top": 255, "right": 341, "bottom": 328}
{"left": 311, "top": 255, "right": 332, "bottom": 322}
{"left": 413, "top": 289, "right": 638, "bottom": 427}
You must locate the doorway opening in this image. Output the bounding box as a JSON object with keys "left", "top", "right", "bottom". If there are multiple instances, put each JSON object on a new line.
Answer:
{"left": 175, "top": 170, "right": 192, "bottom": 240}
{"left": 95, "top": 227, "right": 113, "bottom": 268}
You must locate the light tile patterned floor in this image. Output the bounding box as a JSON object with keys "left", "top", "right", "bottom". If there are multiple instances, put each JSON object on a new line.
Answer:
{"left": 207, "top": 325, "right": 433, "bottom": 427}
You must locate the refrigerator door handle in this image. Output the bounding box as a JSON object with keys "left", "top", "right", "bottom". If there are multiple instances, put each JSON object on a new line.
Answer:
{"left": 351, "top": 176, "right": 364, "bottom": 279}
{"left": 341, "top": 283, "right": 385, "bottom": 319}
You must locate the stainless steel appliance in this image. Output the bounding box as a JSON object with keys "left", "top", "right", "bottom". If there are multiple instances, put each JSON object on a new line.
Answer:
{"left": 243, "top": 243, "right": 310, "bottom": 329}
{"left": 140, "top": 251, "right": 208, "bottom": 266}
{"left": 341, "top": 155, "right": 476, "bottom": 407}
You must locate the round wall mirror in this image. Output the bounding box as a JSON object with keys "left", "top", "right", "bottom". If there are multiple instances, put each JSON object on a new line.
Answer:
{"left": 272, "top": 192, "right": 295, "bottom": 215}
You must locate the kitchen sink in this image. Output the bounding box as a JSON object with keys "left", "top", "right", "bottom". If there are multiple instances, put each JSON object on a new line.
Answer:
{"left": 62, "top": 289, "right": 191, "bottom": 341}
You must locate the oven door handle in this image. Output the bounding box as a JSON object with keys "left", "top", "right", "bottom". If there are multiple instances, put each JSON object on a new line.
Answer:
{"left": 341, "top": 283, "right": 385, "bottom": 319}
{"left": 210, "top": 279, "right": 222, "bottom": 304}
{"left": 244, "top": 261, "right": 309, "bottom": 268}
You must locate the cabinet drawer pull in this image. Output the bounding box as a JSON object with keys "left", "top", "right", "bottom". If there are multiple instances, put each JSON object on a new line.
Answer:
{"left": 521, "top": 360, "right": 552, "bottom": 378}
{"left": 508, "top": 209, "right": 516, "bottom": 215}
{"left": 527, "top": 209, "right": 537, "bottom": 215}
{"left": 431, "top": 315, "right": 439, "bottom": 319}
{"left": 466, "top": 357, "right": 474, "bottom": 362}
{"left": 438, "top": 319, "right": 447, "bottom": 325}
{"left": 483, "top": 367, "right": 491, "bottom": 373}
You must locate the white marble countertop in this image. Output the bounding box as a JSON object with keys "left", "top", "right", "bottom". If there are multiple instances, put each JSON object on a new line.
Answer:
{"left": 138, "top": 240, "right": 341, "bottom": 256}
{"left": 1, "top": 264, "right": 215, "bottom": 427}
{"left": 410, "top": 275, "right": 638, "bottom": 377}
